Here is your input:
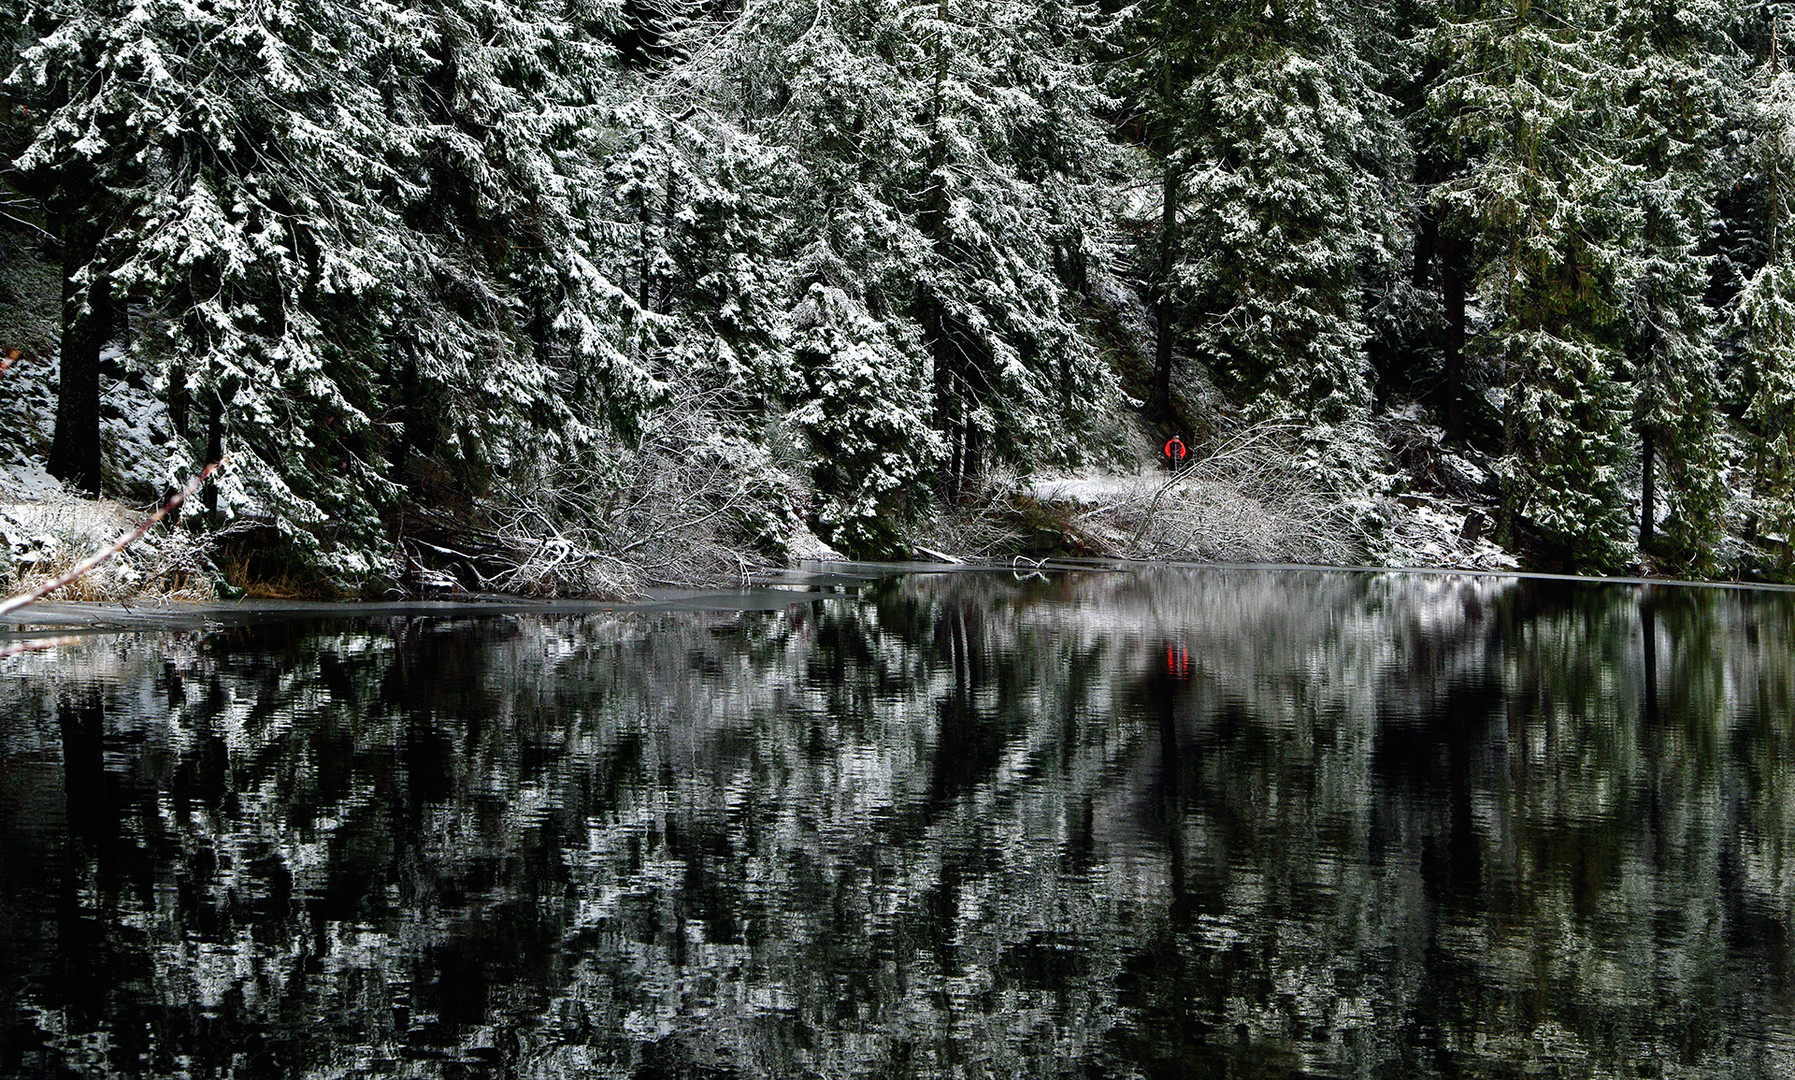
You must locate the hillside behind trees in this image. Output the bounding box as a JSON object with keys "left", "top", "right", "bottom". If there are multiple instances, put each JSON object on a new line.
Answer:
{"left": 2, "top": 0, "right": 1793, "bottom": 593}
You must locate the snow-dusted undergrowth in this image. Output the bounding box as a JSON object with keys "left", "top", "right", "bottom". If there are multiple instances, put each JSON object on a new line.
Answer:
{"left": 1, "top": 345, "right": 215, "bottom": 603}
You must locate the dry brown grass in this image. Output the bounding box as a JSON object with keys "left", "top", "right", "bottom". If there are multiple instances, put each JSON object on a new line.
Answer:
{"left": 5, "top": 496, "right": 218, "bottom": 604}
{"left": 215, "top": 558, "right": 328, "bottom": 600}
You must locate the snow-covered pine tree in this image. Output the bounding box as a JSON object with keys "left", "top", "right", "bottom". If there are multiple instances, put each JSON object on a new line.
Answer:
{"left": 377, "top": 0, "right": 641, "bottom": 466}
{"left": 1352, "top": 0, "right": 1445, "bottom": 423}
{"left": 689, "top": 0, "right": 1119, "bottom": 524}
{"left": 568, "top": 98, "right": 813, "bottom": 556}
{"left": 1117, "top": 0, "right": 1200, "bottom": 424}
{"left": 1360, "top": 0, "right": 1472, "bottom": 438}
{"left": 14, "top": 0, "right": 419, "bottom": 541}
{"left": 1139, "top": 0, "right": 1402, "bottom": 428}
{"left": 1428, "top": 0, "right": 1639, "bottom": 572}
{"left": 787, "top": 243, "right": 942, "bottom": 556}
{"left": 900, "top": 0, "right": 1119, "bottom": 493}
{"left": 10, "top": 0, "right": 137, "bottom": 496}
{"left": 0, "top": 1, "right": 39, "bottom": 228}
{"left": 1734, "top": 21, "right": 1795, "bottom": 572}
{"left": 1735, "top": 260, "right": 1795, "bottom": 567}
{"left": 594, "top": 102, "right": 793, "bottom": 408}
{"left": 13, "top": 0, "right": 647, "bottom": 584}
{"left": 1612, "top": 0, "right": 1735, "bottom": 573}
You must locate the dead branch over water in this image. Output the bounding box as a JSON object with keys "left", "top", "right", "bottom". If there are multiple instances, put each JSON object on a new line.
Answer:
{"left": 0, "top": 461, "right": 221, "bottom": 618}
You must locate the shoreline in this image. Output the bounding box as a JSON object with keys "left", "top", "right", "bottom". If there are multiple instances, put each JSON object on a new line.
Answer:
{"left": 8, "top": 559, "right": 1792, "bottom": 638}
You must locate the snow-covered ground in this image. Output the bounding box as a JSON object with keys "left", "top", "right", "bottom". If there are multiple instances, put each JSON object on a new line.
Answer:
{"left": 0, "top": 347, "right": 60, "bottom": 501}
{"left": 0, "top": 344, "right": 174, "bottom": 502}
{"left": 1020, "top": 468, "right": 1518, "bottom": 571}
{"left": 0, "top": 345, "right": 210, "bottom": 601}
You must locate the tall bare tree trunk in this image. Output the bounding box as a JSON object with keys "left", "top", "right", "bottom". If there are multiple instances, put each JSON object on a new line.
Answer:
{"left": 203, "top": 389, "right": 223, "bottom": 522}
{"left": 1152, "top": 161, "right": 1180, "bottom": 423}
{"left": 922, "top": 0, "right": 963, "bottom": 496}
{"left": 48, "top": 223, "right": 111, "bottom": 497}
{"left": 1440, "top": 232, "right": 1467, "bottom": 445}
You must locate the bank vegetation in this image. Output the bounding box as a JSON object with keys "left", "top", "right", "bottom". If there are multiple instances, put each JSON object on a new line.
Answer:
{"left": 3, "top": 0, "right": 1792, "bottom": 596}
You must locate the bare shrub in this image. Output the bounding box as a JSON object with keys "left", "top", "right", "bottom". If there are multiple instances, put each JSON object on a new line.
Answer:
{"left": 1110, "top": 423, "right": 1363, "bottom": 563}
{"left": 1008, "top": 422, "right": 1372, "bottom": 565}
{"left": 919, "top": 466, "right": 1029, "bottom": 559}
{"left": 412, "top": 386, "right": 796, "bottom": 597}
{"left": 2, "top": 474, "right": 220, "bottom": 612}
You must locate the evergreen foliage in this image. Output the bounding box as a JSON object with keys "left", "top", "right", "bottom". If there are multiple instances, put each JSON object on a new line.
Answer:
{"left": 1426, "top": 0, "right": 1638, "bottom": 570}
{"left": 1134, "top": 0, "right": 1401, "bottom": 425}
{"left": 1736, "top": 33, "right": 1795, "bottom": 563}
{"left": 2, "top": 0, "right": 1792, "bottom": 582}
{"left": 1613, "top": 0, "right": 1735, "bottom": 572}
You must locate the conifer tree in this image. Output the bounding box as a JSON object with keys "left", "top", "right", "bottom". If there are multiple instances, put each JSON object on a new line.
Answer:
{"left": 1611, "top": 0, "right": 1735, "bottom": 572}
{"left": 1734, "top": 24, "right": 1795, "bottom": 568}
{"left": 12, "top": 0, "right": 642, "bottom": 578}
{"left": 1148, "top": 0, "right": 1402, "bottom": 427}
{"left": 18, "top": 0, "right": 441, "bottom": 563}
{"left": 13, "top": 0, "right": 132, "bottom": 496}
{"left": 1381, "top": 0, "right": 1475, "bottom": 441}
{"left": 714, "top": 0, "right": 1116, "bottom": 493}
{"left": 1120, "top": 0, "right": 1201, "bottom": 423}
{"left": 788, "top": 260, "right": 942, "bottom": 557}
{"left": 1429, "top": 0, "right": 1638, "bottom": 570}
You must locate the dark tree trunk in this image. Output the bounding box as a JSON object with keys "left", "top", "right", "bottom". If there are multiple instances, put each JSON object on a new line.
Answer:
{"left": 1640, "top": 430, "right": 1656, "bottom": 550}
{"left": 1151, "top": 161, "right": 1180, "bottom": 423}
{"left": 961, "top": 423, "right": 982, "bottom": 500}
{"left": 1412, "top": 209, "right": 1437, "bottom": 289}
{"left": 921, "top": 11, "right": 961, "bottom": 498}
{"left": 658, "top": 150, "right": 678, "bottom": 315}
{"left": 48, "top": 228, "right": 112, "bottom": 496}
{"left": 946, "top": 411, "right": 963, "bottom": 497}
{"left": 927, "top": 293, "right": 964, "bottom": 497}
{"left": 168, "top": 362, "right": 190, "bottom": 439}
{"left": 1439, "top": 232, "right": 1467, "bottom": 445}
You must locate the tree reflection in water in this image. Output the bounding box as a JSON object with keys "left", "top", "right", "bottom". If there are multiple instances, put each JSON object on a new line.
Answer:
{"left": 1, "top": 568, "right": 1793, "bottom": 1077}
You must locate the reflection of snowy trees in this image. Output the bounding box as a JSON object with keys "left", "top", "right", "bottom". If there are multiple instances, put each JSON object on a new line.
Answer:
{"left": 1, "top": 571, "right": 1793, "bottom": 1076}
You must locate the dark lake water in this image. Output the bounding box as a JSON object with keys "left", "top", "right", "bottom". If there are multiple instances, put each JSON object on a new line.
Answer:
{"left": 3, "top": 567, "right": 1795, "bottom": 1078}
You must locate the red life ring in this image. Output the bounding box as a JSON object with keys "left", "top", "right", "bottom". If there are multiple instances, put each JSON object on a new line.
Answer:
{"left": 1163, "top": 437, "right": 1187, "bottom": 461}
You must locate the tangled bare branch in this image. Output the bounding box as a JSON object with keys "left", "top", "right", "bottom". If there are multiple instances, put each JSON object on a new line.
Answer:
{"left": 398, "top": 385, "right": 788, "bottom": 597}
{"left": 1001, "top": 420, "right": 1370, "bottom": 565}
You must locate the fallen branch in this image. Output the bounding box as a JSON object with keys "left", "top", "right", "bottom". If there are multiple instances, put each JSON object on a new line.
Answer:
{"left": 0, "top": 460, "right": 223, "bottom": 619}
{"left": 1127, "top": 469, "right": 1190, "bottom": 549}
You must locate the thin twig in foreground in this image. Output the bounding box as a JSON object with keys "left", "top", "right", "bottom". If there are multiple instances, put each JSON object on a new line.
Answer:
{"left": 0, "top": 461, "right": 223, "bottom": 619}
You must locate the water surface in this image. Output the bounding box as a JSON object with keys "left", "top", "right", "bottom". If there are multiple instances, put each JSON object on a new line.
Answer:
{"left": 3, "top": 567, "right": 1793, "bottom": 1077}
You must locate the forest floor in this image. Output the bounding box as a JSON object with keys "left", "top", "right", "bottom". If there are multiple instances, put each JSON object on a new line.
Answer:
{"left": 917, "top": 461, "right": 1517, "bottom": 573}
{"left": 1, "top": 455, "right": 1516, "bottom": 604}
